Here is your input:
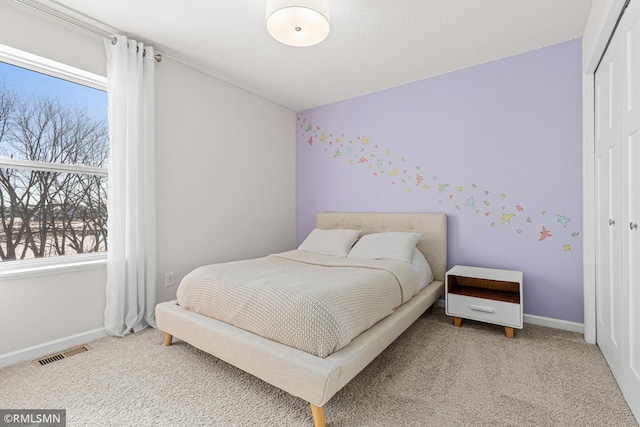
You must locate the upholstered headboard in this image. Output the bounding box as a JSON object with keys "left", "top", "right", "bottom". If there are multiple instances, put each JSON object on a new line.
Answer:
{"left": 315, "top": 212, "right": 448, "bottom": 283}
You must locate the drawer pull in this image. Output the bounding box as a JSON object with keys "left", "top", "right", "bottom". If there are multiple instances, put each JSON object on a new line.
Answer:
{"left": 470, "top": 304, "right": 495, "bottom": 313}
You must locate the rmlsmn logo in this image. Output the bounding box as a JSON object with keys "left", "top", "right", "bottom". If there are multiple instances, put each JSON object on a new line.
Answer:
{"left": 0, "top": 409, "right": 65, "bottom": 427}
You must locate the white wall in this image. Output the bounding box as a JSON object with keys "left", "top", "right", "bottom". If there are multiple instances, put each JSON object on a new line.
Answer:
{"left": 0, "top": 1, "right": 296, "bottom": 362}
{"left": 0, "top": 1, "right": 107, "bottom": 77}
{"left": 0, "top": 267, "right": 107, "bottom": 353}
{"left": 154, "top": 59, "right": 296, "bottom": 303}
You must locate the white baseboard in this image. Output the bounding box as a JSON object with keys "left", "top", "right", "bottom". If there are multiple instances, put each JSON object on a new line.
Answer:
{"left": 437, "top": 298, "right": 585, "bottom": 335}
{"left": 1, "top": 309, "right": 585, "bottom": 369}
{"left": 523, "top": 313, "right": 584, "bottom": 334}
{"left": 0, "top": 327, "right": 107, "bottom": 369}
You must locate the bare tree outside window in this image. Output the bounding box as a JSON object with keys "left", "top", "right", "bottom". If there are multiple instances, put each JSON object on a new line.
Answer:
{"left": 0, "top": 63, "right": 109, "bottom": 262}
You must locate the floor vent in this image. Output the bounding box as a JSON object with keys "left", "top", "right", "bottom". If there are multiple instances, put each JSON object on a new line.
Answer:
{"left": 34, "top": 345, "right": 92, "bottom": 366}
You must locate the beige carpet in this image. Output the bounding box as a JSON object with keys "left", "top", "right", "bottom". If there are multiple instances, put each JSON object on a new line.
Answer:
{"left": 1, "top": 308, "right": 637, "bottom": 427}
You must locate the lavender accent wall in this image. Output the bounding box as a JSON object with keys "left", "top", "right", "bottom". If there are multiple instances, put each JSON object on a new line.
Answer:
{"left": 296, "top": 39, "right": 583, "bottom": 323}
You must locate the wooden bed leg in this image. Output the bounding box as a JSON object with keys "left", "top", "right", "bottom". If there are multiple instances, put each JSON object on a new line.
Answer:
{"left": 163, "top": 333, "right": 173, "bottom": 346}
{"left": 505, "top": 327, "right": 514, "bottom": 339}
{"left": 310, "top": 404, "right": 326, "bottom": 427}
{"left": 453, "top": 317, "right": 462, "bottom": 327}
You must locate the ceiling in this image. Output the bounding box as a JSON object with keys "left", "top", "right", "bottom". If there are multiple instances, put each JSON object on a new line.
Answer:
{"left": 46, "top": 0, "right": 593, "bottom": 111}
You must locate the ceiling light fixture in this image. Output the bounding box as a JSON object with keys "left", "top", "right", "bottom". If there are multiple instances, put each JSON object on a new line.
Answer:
{"left": 266, "top": 0, "right": 330, "bottom": 47}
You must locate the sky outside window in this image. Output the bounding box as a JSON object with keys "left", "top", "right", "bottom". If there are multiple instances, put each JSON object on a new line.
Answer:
{"left": 0, "top": 60, "right": 107, "bottom": 123}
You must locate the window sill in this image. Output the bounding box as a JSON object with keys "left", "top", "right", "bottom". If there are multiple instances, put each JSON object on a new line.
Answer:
{"left": 0, "top": 253, "right": 107, "bottom": 280}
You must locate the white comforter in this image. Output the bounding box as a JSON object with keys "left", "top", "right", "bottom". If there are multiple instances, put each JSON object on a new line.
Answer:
{"left": 176, "top": 250, "right": 419, "bottom": 357}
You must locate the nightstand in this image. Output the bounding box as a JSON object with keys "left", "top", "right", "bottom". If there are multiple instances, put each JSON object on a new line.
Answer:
{"left": 445, "top": 265, "right": 523, "bottom": 338}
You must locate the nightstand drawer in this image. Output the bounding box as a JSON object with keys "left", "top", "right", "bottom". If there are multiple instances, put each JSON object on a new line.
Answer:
{"left": 447, "top": 293, "right": 522, "bottom": 328}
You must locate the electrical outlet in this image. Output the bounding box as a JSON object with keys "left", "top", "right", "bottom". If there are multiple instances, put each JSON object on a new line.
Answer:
{"left": 165, "top": 272, "right": 175, "bottom": 287}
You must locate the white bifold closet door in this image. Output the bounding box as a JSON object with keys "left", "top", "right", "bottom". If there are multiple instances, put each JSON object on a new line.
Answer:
{"left": 594, "top": 0, "right": 640, "bottom": 419}
{"left": 595, "top": 23, "right": 622, "bottom": 374}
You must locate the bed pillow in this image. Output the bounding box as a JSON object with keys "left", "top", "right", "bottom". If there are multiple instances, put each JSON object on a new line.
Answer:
{"left": 298, "top": 228, "right": 361, "bottom": 257}
{"left": 347, "top": 232, "right": 422, "bottom": 264}
{"left": 411, "top": 247, "right": 434, "bottom": 291}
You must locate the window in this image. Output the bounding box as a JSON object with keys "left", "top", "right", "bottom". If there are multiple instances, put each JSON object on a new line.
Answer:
{"left": 0, "top": 44, "right": 108, "bottom": 270}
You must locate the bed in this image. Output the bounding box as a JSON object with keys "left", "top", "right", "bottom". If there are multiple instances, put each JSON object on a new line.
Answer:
{"left": 155, "top": 212, "right": 447, "bottom": 426}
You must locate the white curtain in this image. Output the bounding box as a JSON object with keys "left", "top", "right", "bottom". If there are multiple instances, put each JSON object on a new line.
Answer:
{"left": 104, "top": 35, "right": 157, "bottom": 336}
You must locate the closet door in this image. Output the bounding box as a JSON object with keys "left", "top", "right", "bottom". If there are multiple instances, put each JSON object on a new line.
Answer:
{"left": 595, "top": 0, "right": 640, "bottom": 418}
{"left": 619, "top": 0, "right": 640, "bottom": 413}
{"left": 594, "top": 32, "right": 622, "bottom": 378}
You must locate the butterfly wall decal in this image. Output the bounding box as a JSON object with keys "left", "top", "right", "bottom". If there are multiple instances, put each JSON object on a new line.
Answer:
{"left": 301, "top": 119, "right": 580, "bottom": 253}
{"left": 438, "top": 184, "right": 450, "bottom": 193}
{"left": 466, "top": 196, "right": 475, "bottom": 207}
{"left": 539, "top": 226, "right": 552, "bottom": 241}
{"left": 557, "top": 214, "right": 571, "bottom": 228}
{"left": 501, "top": 213, "right": 515, "bottom": 225}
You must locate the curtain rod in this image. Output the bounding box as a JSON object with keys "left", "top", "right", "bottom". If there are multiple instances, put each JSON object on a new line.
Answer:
{"left": 14, "top": 0, "right": 162, "bottom": 62}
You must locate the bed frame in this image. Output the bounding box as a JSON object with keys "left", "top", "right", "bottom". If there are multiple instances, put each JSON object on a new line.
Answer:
{"left": 156, "top": 212, "right": 447, "bottom": 426}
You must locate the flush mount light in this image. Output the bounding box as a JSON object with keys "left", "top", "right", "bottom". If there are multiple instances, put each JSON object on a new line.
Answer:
{"left": 266, "top": 0, "right": 330, "bottom": 47}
